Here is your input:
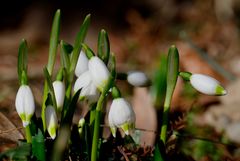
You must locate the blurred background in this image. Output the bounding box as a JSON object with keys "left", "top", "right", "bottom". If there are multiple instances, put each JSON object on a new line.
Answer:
{"left": 1, "top": 0, "right": 240, "bottom": 160}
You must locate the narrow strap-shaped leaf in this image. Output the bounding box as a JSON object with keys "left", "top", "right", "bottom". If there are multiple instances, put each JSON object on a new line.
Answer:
{"left": 165, "top": 45, "right": 179, "bottom": 103}
{"left": 60, "top": 40, "right": 72, "bottom": 72}
{"left": 82, "top": 43, "right": 95, "bottom": 59}
{"left": 97, "top": 29, "right": 110, "bottom": 64}
{"left": 47, "top": 9, "right": 61, "bottom": 75}
{"left": 43, "top": 67, "right": 57, "bottom": 111}
{"left": 69, "top": 14, "right": 91, "bottom": 80}
{"left": 61, "top": 90, "right": 81, "bottom": 126}
{"left": 160, "top": 45, "right": 179, "bottom": 144}
{"left": 17, "top": 39, "right": 28, "bottom": 84}
{"left": 151, "top": 54, "right": 167, "bottom": 108}
{"left": 109, "top": 53, "right": 116, "bottom": 79}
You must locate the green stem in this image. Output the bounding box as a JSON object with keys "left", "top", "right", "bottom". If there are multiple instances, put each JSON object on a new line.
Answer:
{"left": 91, "top": 76, "right": 113, "bottom": 161}
{"left": 25, "top": 125, "right": 32, "bottom": 143}
{"left": 160, "top": 97, "right": 171, "bottom": 144}
{"left": 41, "top": 80, "right": 48, "bottom": 131}
{"left": 91, "top": 94, "right": 105, "bottom": 161}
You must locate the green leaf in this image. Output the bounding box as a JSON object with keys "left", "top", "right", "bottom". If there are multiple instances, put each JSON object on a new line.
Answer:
{"left": 61, "top": 89, "right": 81, "bottom": 126}
{"left": 97, "top": 29, "right": 110, "bottom": 64}
{"left": 47, "top": 9, "right": 61, "bottom": 75}
{"left": 160, "top": 45, "right": 179, "bottom": 144}
{"left": 165, "top": 45, "right": 179, "bottom": 103}
{"left": 69, "top": 14, "right": 91, "bottom": 81}
{"left": 17, "top": 39, "right": 28, "bottom": 85}
{"left": 0, "top": 142, "right": 31, "bottom": 161}
{"left": 109, "top": 53, "right": 116, "bottom": 79}
{"left": 151, "top": 54, "right": 167, "bottom": 108}
{"left": 43, "top": 67, "right": 57, "bottom": 110}
{"left": 60, "top": 40, "right": 72, "bottom": 71}
{"left": 154, "top": 142, "right": 165, "bottom": 161}
{"left": 32, "top": 129, "right": 46, "bottom": 161}
{"left": 82, "top": 43, "right": 95, "bottom": 59}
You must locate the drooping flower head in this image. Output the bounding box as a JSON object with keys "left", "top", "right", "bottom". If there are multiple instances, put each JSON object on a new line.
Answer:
{"left": 74, "top": 71, "right": 100, "bottom": 103}
{"left": 108, "top": 98, "right": 135, "bottom": 137}
{"left": 127, "top": 71, "right": 150, "bottom": 87}
{"left": 88, "top": 56, "right": 110, "bottom": 92}
{"left": 190, "top": 74, "right": 227, "bottom": 96}
{"left": 45, "top": 105, "right": 58, "bottom": 139}
{"left": 53, "top": 80, "right": 65, "bottom": 111}
{"left": 15, "top": 85, "right": 35, "bottom": 127}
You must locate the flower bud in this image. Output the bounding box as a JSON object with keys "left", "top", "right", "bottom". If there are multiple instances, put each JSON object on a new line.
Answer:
{"left": 75, "top": 50, "right": 89, "bottom": 77}
{"left": 190, "top": 74, "right": 227, "bottom": 95}
{"left": 88, "top": 56, "right": 110, "bottom": 92}
{"left": 53, "top": 80, "right": 65, "bottom": 111}
{"left": 45, "top": 105, "right": 58, "bottom": 139}
{"left": 108, "top": 98, "right": 135, "bottom": 137}
{"left": 127, "top": 71, "right": 150, "bottom": 87}
{"left": 74, "top": 71, "right": 100, "bottom": 103}
{"left": 15, "top": 85, "right": 35, "bottom": 127}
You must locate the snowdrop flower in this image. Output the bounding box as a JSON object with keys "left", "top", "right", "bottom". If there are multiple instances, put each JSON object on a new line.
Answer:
{"left": 45, "top": 105, "right": 58, "bottom": 139}
{"left": 74, "top": 71, "right": 100, "bottom": 103}
{"left": 15, "top": 85, "right": 35, "bottom": 127}
{"left": 190, "top": 74, "right": 227, "bottom": 96}
{"left": 127, "top": 71, "right": 150, "bottom": 87}
{"left": 75, "top": 50, "right": 89, "bottom": 77}
{"left": 108, "top": 98, "right": 135, "bottom": 137}
{"left": 53, "top": 80, "right": 65, "bottom": 111}
{"left": 88, "top": 56, "right": 110, "bottom": 92}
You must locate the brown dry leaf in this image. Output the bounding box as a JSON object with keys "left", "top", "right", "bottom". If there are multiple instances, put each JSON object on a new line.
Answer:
{"left": 0, "top": 112, "right": 23, "bottom": 152}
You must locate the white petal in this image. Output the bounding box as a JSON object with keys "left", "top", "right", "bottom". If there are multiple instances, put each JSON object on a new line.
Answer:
{"left": 73, "top": 71, "right": 91, "bottom": 93}
{"left": 15, "top": 85, "right": 35, "bottom": 125}
{"left": 88, "top": 56, "right": 110, "bottom": 91}
{"left": 53, "top": 81, "right": 65, "bottom": 110}
{"left": 108, "top": 98, "right": 135, "bottom": 128}
{"left": 45, "top": 105, "right": 58, "bottom": 139}
{"left": 190, "top": 74, "right": 226, "bottom": 95}
{"left": 127, "top": 71, "right": 149, "bottom": 87}
{"left": 75, "top": 51, "right": 89, "bottom": 77}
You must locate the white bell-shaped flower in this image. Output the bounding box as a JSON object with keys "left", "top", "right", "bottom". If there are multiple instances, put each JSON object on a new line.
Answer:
{"left": 75, "top": 50, "right": 89, "bottom": 77}
{"left": 190, "top": 74, "right": 227, "bottom": 96}
{"left": 45, "top": 105, "right": 58, "bottom": 139}
{"left": 53, "top": 80, "right": 65, "bottom": 111}
{"left": 127, "top": 71, "right": 149, "bottom": 87}
{"left": 74, "top": 71, "right": 100, "bottom": 103}
{"left": 15, "top": 85, "right": 35, "bottom": 127}
{"left": 88, "top": 56, "right": 110, "bottom": 92}
{"left": 108, "top": 98, "right": 135, "bottom": 137}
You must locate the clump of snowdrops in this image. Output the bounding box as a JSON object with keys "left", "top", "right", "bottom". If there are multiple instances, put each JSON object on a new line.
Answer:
{"left": 3, "top": 9, "right": 227, "bottom": 161}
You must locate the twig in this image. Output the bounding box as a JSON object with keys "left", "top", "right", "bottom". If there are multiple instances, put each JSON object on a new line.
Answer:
{"left": 117, "top": 146, "right": 130, "bottom": 161}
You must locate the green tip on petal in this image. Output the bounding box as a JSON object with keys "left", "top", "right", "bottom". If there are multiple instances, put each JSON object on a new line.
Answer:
{"left": 110, "top": 127, "right": 117, "bottom": 138}
{"left": 49, "top": 126, "right": 57, "bottom": 139}
{"left": 215, "top": 85, "right": 227, "bottom": 96}
{"left": 121, "top": 123, "right": 129, "bottom": 135}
